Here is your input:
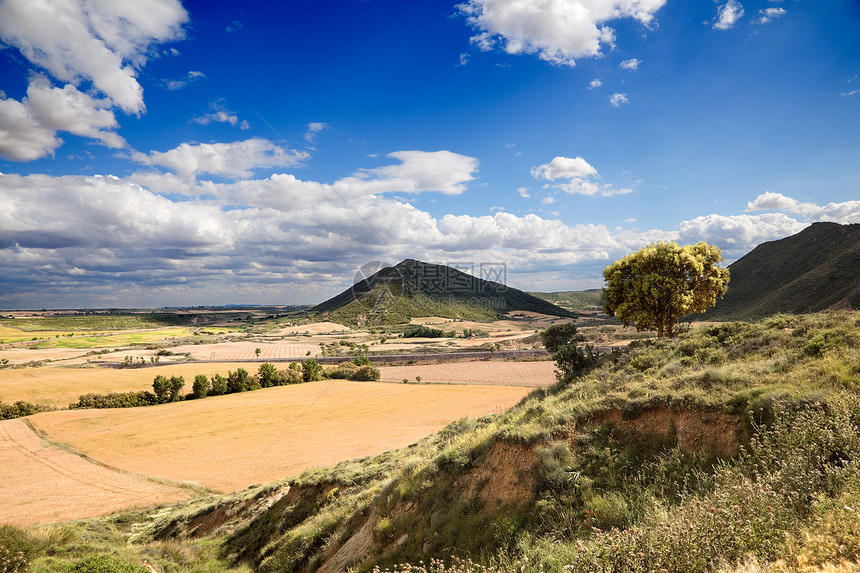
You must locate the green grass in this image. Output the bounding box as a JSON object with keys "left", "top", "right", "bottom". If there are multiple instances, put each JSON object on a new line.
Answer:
{"left": 31, "top": 328, "right": 198, "bottom": 349}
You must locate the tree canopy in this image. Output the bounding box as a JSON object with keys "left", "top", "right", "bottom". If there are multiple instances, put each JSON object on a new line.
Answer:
{"left": 602, "top": 241, "right": 730, "bottom": 338}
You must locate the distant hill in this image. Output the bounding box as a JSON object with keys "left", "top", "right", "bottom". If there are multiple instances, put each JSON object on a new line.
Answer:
{"left": 529, "top": 289, "right": 604, "bottom": 311}
{"left": 707, "top": 222, "right": 860, "bottom": 320}
{"left": 311, "top": 259, "right": 576, "bottom": 325}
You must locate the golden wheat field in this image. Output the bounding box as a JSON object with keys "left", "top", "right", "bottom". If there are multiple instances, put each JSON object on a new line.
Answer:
{"left": 25, "top": 380, "right": 532, "bottom": 495}
{"left": 0, "top": 418, "right": 191, "bottom": 526}
{"left": 0, "top": 363, "right": 275, "bottom": 407}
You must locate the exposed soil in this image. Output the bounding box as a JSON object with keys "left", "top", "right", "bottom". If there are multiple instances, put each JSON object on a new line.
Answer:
{"left": 379, "top": 360, "right": 557, "bottom": 388}
{"left": 592, "top": 406, "right": 751, "bottom": 458}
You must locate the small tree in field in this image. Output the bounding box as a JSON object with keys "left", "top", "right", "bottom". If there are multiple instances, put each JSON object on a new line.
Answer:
{"left": 303, "top": 359, "right": 322, "bottom": 382}
{"left": 602, "top": 241, "right": 730, "bottom": 338}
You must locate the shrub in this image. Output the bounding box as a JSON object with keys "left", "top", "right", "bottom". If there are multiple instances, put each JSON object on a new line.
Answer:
{"left": 280, "top": 367, "right": 303, "bottom": 385}
{"left": 324, "top": 362, "right": 358, "bottom": 380}
{"left": 0, "top": 400, "right": 52, "bottom": 419}
{"left": 402, "top": 325, "right": 445, "bottom": 338}
{"left": 71, "top": 391, "right": 157, "bottom": 409}
{"left": 350, "top": 365, "right": 381, "bottom": 381}
{"left": 73, "top": 554, "right": 147, "bottom": 573}
{"left": 227, "top": 368, "right": 252, "bottom": 393}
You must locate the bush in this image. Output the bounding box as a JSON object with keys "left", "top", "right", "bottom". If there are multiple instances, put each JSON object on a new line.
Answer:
{"left": 71, "top": 391, "right": 157, "bottom": 409}
{"left": 0, "top": 400, "right": 52, "bottom": 419}
{"left": 280, "top": 367, "right": 303, "bottom": 385}
{"left": 350, "top": 365, "right": 381, "bottom": 381}
{"left": 324, "top": 362, "right": 357, "bottom": 380}
{"left": 227, "top": 368, "right": 252, "bottom": 393}
{"left": 402, "top": 325, "right": 445, "bottom": 338}
{"left": 257, "top": 362, "right": 280, "bottom": 387}
{"left": 73, "top": 554, "right": 147, "bottom": 573}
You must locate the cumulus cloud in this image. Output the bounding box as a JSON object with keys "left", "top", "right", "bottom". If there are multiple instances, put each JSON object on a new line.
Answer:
{"left": 680, "top": 193, "right": 860, "bottom": 258}
{"left": 133, "top": 138, "right": 307, "bottom": 179}
{"left": 610, "top": 92, "right": 629, "bottom": 107}
{"left": 457, "top": 0, "right": 667, "bottom": 67}
{"left": 532, "top": 156, "right": 633, "bottom": 197}
{"left": 335, "top": 150, "right": 479, "bottom": 195}
{"left": 746, "top": 191, "right": 860, "bottom": 224}
{"left": 532, "top": 156, "right": 597, "bottom": 180}
{"left": 0, "top": 76, "right": 125, "bottom": 161}
{"left": 620, "top": 58, "right": 640, "bottom": 70}
{"left": 713, "top": 0, "right": 744, "bottom": 30}
{"left": 0, "top": 166, "right": 675, "bottom": 307}
{"left": 588, "top": 78, "right": 603, "bottom": 89}
{"left": 0, "top": 0, "right": 188, "bottom": 114}
{"left": 757, "top": 7, "right": 786, "bottom": 23}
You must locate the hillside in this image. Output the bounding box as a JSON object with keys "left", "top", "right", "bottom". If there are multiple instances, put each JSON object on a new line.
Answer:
{"left": 312, "top": 259, "right": 576, "bottom": 325}
{"left": 708, "top": 222, "right": 860, "bottom": 319}
{"left": 529, "top": 289, "right": 604, "bottom": 311}
{"left": 13, "top": 311, "right": 858, "bottom": 573}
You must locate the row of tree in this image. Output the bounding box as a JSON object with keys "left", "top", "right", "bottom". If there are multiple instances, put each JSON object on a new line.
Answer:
{"left": 70, "top": 358, "right": 381, "bottom": 410}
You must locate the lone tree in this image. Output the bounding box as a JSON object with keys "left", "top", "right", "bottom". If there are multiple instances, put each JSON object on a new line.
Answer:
{"left": 602, "top": 241, "right": 729, "bottom": 338}
{"left": 540, "top": 322, "right": 595, "bottom": 380}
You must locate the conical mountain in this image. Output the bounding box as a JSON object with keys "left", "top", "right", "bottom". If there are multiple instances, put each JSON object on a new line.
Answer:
{"left": 707, "top": 222, "right": 860, "bottom": 319}
{"left": 312, "top": 259, "right": 576, "bottom": 325}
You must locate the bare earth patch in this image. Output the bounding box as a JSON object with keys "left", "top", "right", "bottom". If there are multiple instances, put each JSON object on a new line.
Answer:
{"left": 165, "top": 341, "right": 320, "bottom": 361}
{"left": 27, "top": 381, "right": 532, "bottom": 495}
{"left": 0, "top": 418, "right": 190, "bottom": 526}
{"left": 380, "top": 360, "right": 557, "bottom": 388}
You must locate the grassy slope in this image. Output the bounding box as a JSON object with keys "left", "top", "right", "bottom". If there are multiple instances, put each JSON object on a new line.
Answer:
{"left": 9, "top": 311, "right": 860, "bottom": 573}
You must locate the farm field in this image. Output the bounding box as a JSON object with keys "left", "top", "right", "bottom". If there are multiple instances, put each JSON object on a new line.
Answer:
{"left": 0, "top": 418, "right": 191, "bottom": 526}
{"left": 166, "top": 340, "right": 321, "bottom": 360}
{"left": 0, "top": 363, "right": 266, "bottom": 407}
{"left": 25, "top": 380, "right": 533, "bottom": 495}
{"left": 379, "top": 360, "right": 557, "bottom": 387}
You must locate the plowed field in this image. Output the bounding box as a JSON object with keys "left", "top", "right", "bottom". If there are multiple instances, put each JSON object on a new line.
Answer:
{"left": 380, "top": 360, "right": 557, "bottom": 387}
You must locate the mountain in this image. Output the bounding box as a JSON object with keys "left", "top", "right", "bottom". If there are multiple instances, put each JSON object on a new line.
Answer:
{"left": 708, "top": 222, "right": 860, "bottom": 319}
{"left": 311, "top": 259, "right": 576, "bottom": 325}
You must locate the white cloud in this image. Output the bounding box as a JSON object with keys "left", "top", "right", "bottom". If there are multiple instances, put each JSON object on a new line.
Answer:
{"left": 713, "top": 0, "right": 744, "bottom": 30}
{"left": 193, "top": 103, "right": 249, "bottom": 130}
{"left": 757, "top": 7, "right": 786, "bottom": 23}
{"left": 0, "top": 76, "right": 125, "bottom": 161}
{"left": 133, "top": 138, "right": 307, "bottom": 179}
{"left": 841, "top": 90, "right": 860, "bottom": 98}
{"left": 588, "top": 78, "right": 603, "bottom": 89}
{"left": 620, "top": 58, "right": 640, "bottom": 70}
{"left": 457, "top": 0, "right": 667, "bottom": 67}
{"left": 610, "top": 92, "right": 629, "bottom": 107}
{"left": 532, "top": 156, "right": 632, "bottom": 197}
{"left": 459, "top": 53, "right": 470, "bottom": 66}
{"left": 304, "top": 122, "right": 329, "bottom": 144}
{"left": 164, "top": 70, "right": 205, "bottom": 91}
{"left": 532, "top": 156, "right": 597, "bottom": 180}
{"left": 0, "top": 0, "right": 188, "bottom": 114}
{"left": 679, "top": 212, "right": 805, "bottom": 254}
{"left": 335, "top": 150, "right": 479, "bottom": 195}
{"left": 746, "top": 191, "right": 860, "bottom": 224}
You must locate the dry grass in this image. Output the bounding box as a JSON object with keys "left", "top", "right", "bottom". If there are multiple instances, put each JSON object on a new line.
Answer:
{"left": 379, "top": 360, "right": 557, "bottom": 387}
{"left": 0, "top": 363, "right": 274, "bottom": 407}
{"left": 26, "top": 380, "right": 532, "bottom": 494}
{"left": 0, "top": 418, "right": 190, "bottom": 526}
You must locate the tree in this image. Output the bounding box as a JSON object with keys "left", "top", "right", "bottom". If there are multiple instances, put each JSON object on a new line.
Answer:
{"left": 257, "top": 362, "right": 279, "bottom": 387}
{"left": 255, "top": 347, "right": 261, "bottom": 358}
{"left": 602, "top": 241, "right": 730, "bottom": 338}
{"left": 152, "top": 375, "right": 170, "bottom": 403}
{"left": 193, "top": 374, "right": 209, "bottom": 399}
{"left": 303, "top": 359, "right": 322, "bottom": 382}
{"left": 168, "top": 376, "right": 185, "bottom": 401}
{"left": 227, "top": 368, "right": 251, "bottom": 393}
{"left": 210, "top": 373, "right": 227, "bottom": 396}
{"left": 540, "top": 322, "right": 594, "bottom": 380}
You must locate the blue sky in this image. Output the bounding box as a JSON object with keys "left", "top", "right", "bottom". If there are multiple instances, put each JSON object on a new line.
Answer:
{"left": 0, "top": 0, "right": 858, "bottom": 309}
